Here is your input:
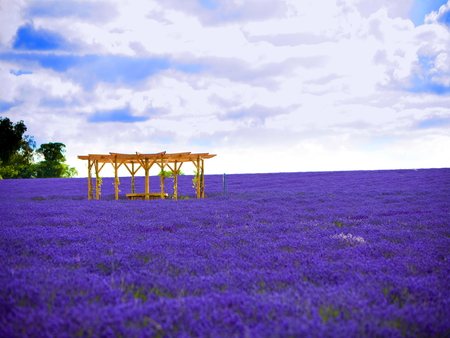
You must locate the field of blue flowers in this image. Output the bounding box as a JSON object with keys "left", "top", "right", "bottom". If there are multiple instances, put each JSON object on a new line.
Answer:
{"left": 1, "top": 169, "right": 449, "bottom": 337}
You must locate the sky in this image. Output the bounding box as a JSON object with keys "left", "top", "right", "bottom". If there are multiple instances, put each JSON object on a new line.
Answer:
{"left": 1, "top": 0, "right": 449, "bottom": 177}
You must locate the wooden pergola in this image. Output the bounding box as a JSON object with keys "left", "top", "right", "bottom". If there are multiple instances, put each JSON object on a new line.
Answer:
{"left": 77, "top": 152, "right": 216, "bottom": 200}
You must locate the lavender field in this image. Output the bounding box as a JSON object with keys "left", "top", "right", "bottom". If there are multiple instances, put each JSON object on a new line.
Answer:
{"left": 1, "top": 169, "right": 449, "bottom": 337}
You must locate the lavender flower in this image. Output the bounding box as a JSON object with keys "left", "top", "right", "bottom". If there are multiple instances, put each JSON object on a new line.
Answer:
{"left": 0, "top": 168, "right": 449, "bottom": 337}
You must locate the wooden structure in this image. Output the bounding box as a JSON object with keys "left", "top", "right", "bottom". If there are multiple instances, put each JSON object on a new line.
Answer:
{"left": 77, "top": 152, "right": 216, "bottom": 200}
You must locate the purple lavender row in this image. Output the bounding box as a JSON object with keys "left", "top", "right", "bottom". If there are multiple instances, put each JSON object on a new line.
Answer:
{"left": 1, "top": 168, "right": 449, "bottom": 337}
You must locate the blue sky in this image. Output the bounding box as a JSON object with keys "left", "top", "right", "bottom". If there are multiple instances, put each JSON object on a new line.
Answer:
{"left": 198, "top": 0, "right": 219, "bottom": 10}
{"left": 27, "top": 0, "right": 103, "bottom": 19}
{"left": 12, "top": 22, "right": 73, "bottom": 51}
{"left": 409, "top": 0, "right": 449, "bottom": 25}
{"left": 88, "top": 106, "right": 149, "bottom": 123}
{"left": 0, "top": 0, "right": 449, "bottom": 175}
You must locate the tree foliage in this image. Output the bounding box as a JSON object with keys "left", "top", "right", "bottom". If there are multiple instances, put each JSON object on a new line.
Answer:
{"left": 37, "top": 142, "right": 67, "bottom": 162}
{"left": 0, "top": 117, "right": 27, "bottom": 165}
{"left": 0, "top": 117, "right": 78, "bottom": 179}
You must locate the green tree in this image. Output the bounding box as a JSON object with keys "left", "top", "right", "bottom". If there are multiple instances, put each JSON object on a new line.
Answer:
{"left": 0, "top": 117, "right": 36, "bottom": 179}
{"left": 38, "top": 142, "right": 66, "bottom": 162}
{"left": 0, "top": 116, "right": 78, "bottom": 179}
{"left": 0, "top": 117, "right": 27, "bottom": 165}
{"left": 35, "top": 142, "right": 78, "bottom": 178}
{"left": 8, "top": 135, "right": 37, "bottom": 178}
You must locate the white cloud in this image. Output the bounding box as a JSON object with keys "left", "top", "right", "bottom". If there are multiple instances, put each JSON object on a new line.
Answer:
{"left": 1, "top": 0, "right": 449, "bottom": 178}
{"left": 0, "top": 0, "right": 27, "bottom": 48}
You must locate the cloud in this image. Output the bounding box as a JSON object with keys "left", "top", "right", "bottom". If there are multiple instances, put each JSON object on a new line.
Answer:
{"left": 2, "top": 0, "right": 450, "bottom": 175}
{"left": 173, "top": 63, "right": 204, "bottom": 74}
{"left": 243, "top": 32, "right": 336, "bottom": 47}
{"left": 418, "top": 117, "right": 450, "bottom": 128}
{"left": 145, "top": 9, "right": 174, "bottom": 25}
{"left": 197, "top": 55, "right": 328, "bottom": 90}
{"left": 302, "top": 73, "right": 346, "bottom": 96}
{"left": 88, "top": 106, "right": 149, "bottom": 123}
{"left": 356, "top": 0, "right": 414, "bottom": 20}
{"left": 406, "top": 54, "right": 450, "bottom": 94}
{"left": 189, "top": 126, "right": 304, "bottom": 148}
{"left": 1, "top": 51, "right": 327, "bottom": 91}
{"left": 331, "top": 120, "right": 373, "bottom": 130}
{"left": 368, "top": 17, "right": 384, "bottom": 41}
{"left": 161, "top": 0, "right": 288, "bottom": 25}
{"left": 39, "top": 96, "right": 79, "bottom": 108}
{"left": 362, "top": 136, "right": 397, "bottom": 152}
{"left": 12, "top": 23, "right": 75, "bottom": 51}
{"left": 0, "top": 52, "right": 204, "bottom": 90}
{"left": 26, "top": 0, "right": 118, "bottom": 22}
{"left": 71, "top": 56, "right": 171, "bottom": 88}
{"left": 216, "top": 103, "right": 300, "bottom": 126}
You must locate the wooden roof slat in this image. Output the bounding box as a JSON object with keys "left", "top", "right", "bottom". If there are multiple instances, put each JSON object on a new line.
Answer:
{"left": 79, "top": 152, "right": 216, "bottom": 163}
{"left": 136, "top": 151, "right": 166, "bottom": 157}
{"left": 165, "top": 152, "right": 191, "bottom": 157}
{"left": 189, "top": 153, "right": 210, "bottom": 156}
{"left": 162, "top": 153, "right": 191, "bottom": 161}
{"left": 110, "top": 152, "right": 140, "bottom": 158}
{"left": 88, "top": 154, "right": 112, "bottom": 158}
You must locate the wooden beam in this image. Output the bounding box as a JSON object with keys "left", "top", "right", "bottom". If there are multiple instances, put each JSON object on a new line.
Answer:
{"left": 123, "top": 161, "right": 141, "bottom": 175}
{"left": 79, "top": 152, "right": 216, "bottom": 164}
{"left": 123, "top": 161, "right": 141, "bottom": 194}
{"left": 98, "top": 162, "right": 106, "bottom": 172}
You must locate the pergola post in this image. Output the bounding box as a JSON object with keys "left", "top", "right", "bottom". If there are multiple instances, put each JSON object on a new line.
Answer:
{"left": 174, "top": 161, "right": 182, "bottom": 200}
{"left": 94, "top": 160, "right": 99, "bottom": 200}
{"left": 193, "top": 156, "right": 201, "bottom": 198}
{"left": 144, "top": 158, "right": 150, "bottom": 200}
{"left": 87, "top": 158, "right": 93, "bottom": 200}
{"left": 167, "top": 161, "right": 183, "bottom": 200}
{"left": 201, "top": 158, "right": 205, "bottom": 198}
{"left": 111, "top": 155, "right": 123, "bottom": 200}
{"left": 131, "top": 162, "right": 136, "bottom": 194}
{"left": 137, "top": 155, "right": 156, "bottom": 201}
{"left": 159, "top": 154, "right": 166, "bottom": 199}
{"left": 173, "top": 162, "right": 178, "bottom": 200}
{"left": 94, "top": 160, "right": 106, "bottom": 200}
